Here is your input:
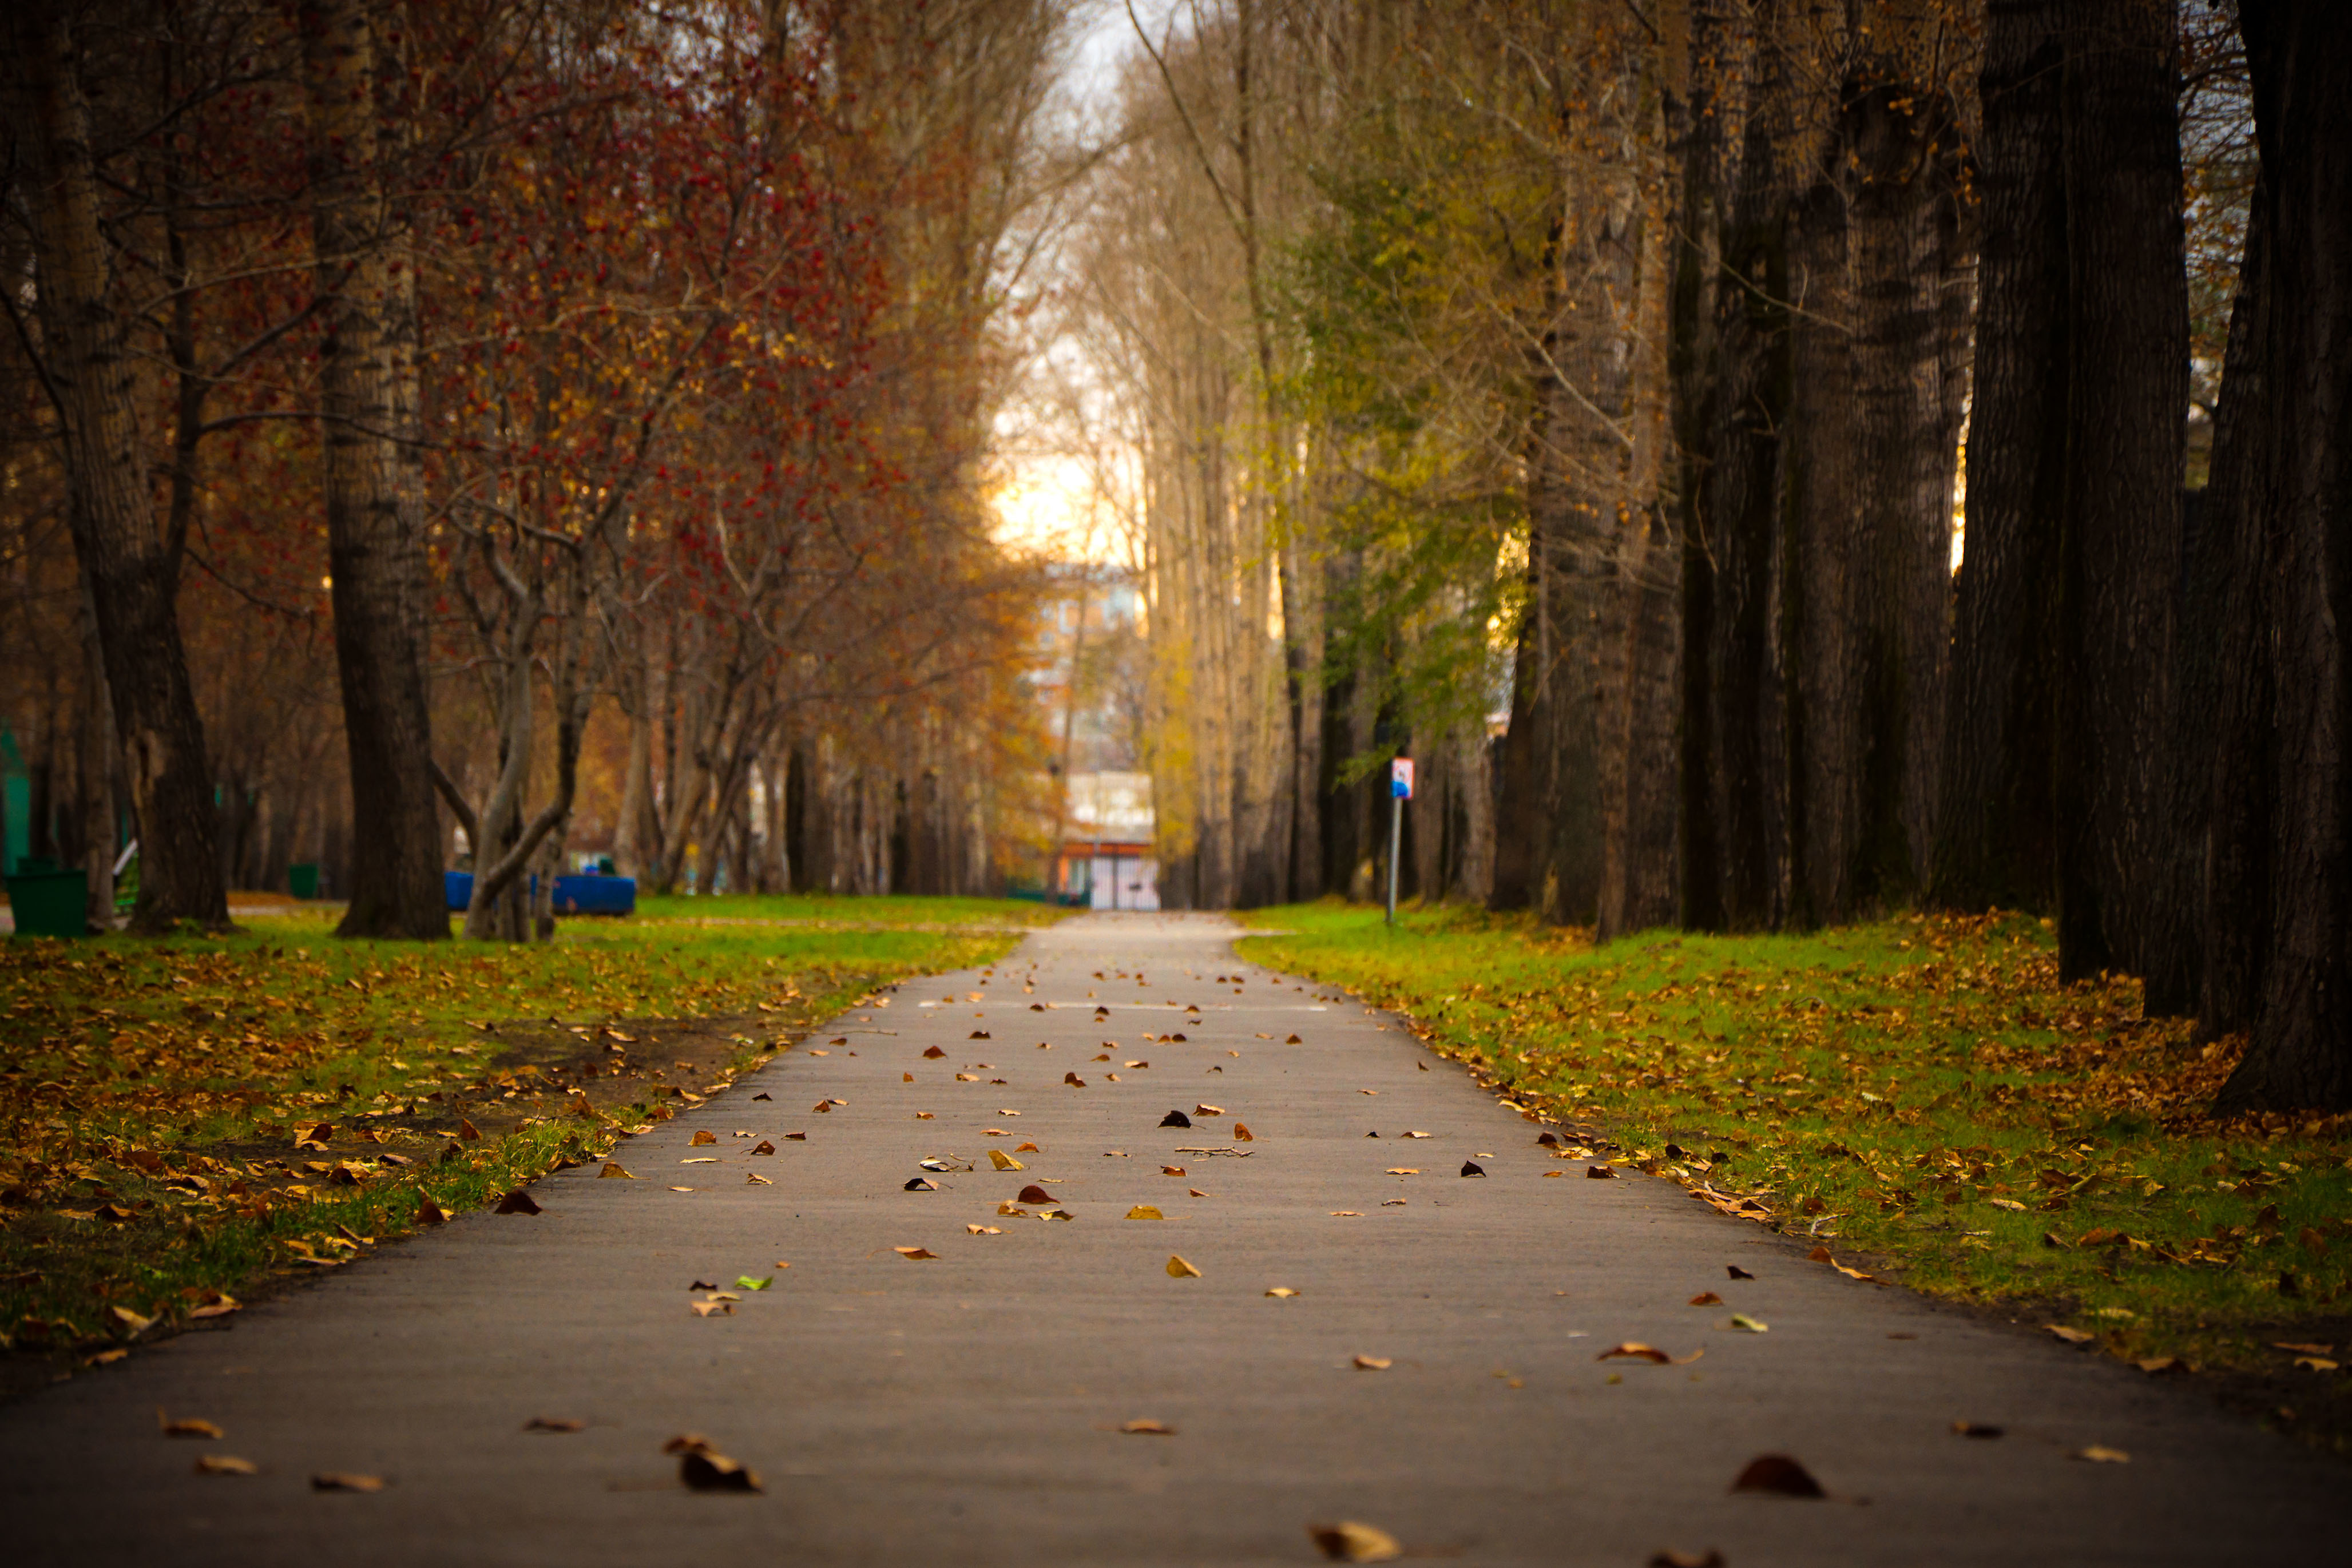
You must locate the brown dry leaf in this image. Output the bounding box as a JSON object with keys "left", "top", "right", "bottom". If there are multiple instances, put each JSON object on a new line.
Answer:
{"left": 1727, "top": 1265, "right": 1756, "bottom": 1280}
{"left": 691, "top": 1301, "right": 733, "bottom": 1317}
{"left": 2295, "top": 1356, "right": 2341, "bottom": 1372}
{"left": 1127, "top": 1205, "right": 1165, "bottom": 1220}
{"left": 599, "top": 1162, "right": 637, "bottom": 1180}
{"left": 1951, "top": 1420, "right": 2004, "bottom": 1438}
{"left": 749, "top": 1140, "right": 776, "bottom": 1156}
{"left": 2045, "top": 1325, "right": 2095, "bottom": 1345}
{"left": 745, "top": 1173, "right": 773, "bottom": 1186}
{"left": 312, "top": 1472, "right": 387, "bottom": 1493}
{"left": 1647, "top": 1553, "right": 1726, "bottom": 1568}
{"left": 1385, "top": 1168, "right": 1421, "bottom": 1176}
{"left": 1017, "top": 1184, "right": 1054, "bottom": 1205}
{"left": 1730, "top": 1454, "right": 1825, "bottom": 1497}
{"left": 691, "top": 1129, "right": 717, "bottom": 1146}
{"left": 112, "top": 1305, "right": 154, "bottom": 1334}
{"left": 1161, "top": 1165, "right": 1188, "bottom": 1177}
{"left": 2136, "top": 1356, "right": 2194, "bottom": 1375}
{"left": 966, "top": 1224, "right": 1002, "bottom": 1235}
{"left": 1064, "top": 1072, "right": 1086, "bottom": 1086}
{"left": 1306, "top": 1521, "right": 1401, "bottom": 1562}
{"left": 1806, "top": 1245, "right": 1834, "bottom": 1263}
{"left": 1232, "top": 1123, "right": 1255, "bottom": 1142}
{"left": 2072, "top": 1445, "right": 2131, "bottom": 1464}
{"left": 1195, "top": 1104, "right": 1225, "bottom": 1117}
{"left": 494, "top": 1188, "right": 542, "bottom": 1215}
{"left": 161, "top": 1414, "right": 225, "bottom": 1439}
{"left": 1358, "top": 1089, "right": 1378, "bottom": 1096}
{"left": 523, "top": 1417, "right": 585, "bottom": 1432}
{"left": 457, "top": 1119, "right": 481, "bottom": 1142}
{"left": 2273, "top": 1340, "right": 2335, "bottom": 1355}
{"left": 415, "top": 1193, "right": 453, "bottom": 1225}
{"left": 1120, "top": 1419, "right": 1175, "bottom": 1435}
{"left": 894, "top": 1247, "right": 939, "bottom": 1260}
{"left": 1330, "top": 1210, "right": 1363, "bottom": 1217}
{"left": 814, "top": 1099, "right": 835, "bottom": 1112}
{"left": 194, "top": 1455, "right": 259, "bottom": 1476}
{"left": 1266, "top": 1287, "right": 1299, "bottom": 1298}
{"left": 1689, "top": 1291, "right": 1724, "bottom": 1307}
{"left": 905, "top": 1178, "right": 938, "bottom": 1192}
{"left": 1352, "top": 1354, "right": 1392, "bottom": 1371}
{"left": 1596, "top": 1343, "right": 1673, "bottom": 1365}
{"left": 1165, "top": 1255, "right": 1202, "bottom": 1278}
{"left": 1286, "top": 1034, "right": 1303, "bottom": 1045}
{"left": 1189, "top": 1188, "right": 1208, "bottom": 1196}
{"left": 670, "top": 1436, "right": 762, "bottom": 1493}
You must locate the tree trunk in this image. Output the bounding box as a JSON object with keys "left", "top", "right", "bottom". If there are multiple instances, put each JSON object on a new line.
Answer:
{"left": 2054, "top": 0, "right": 2194, "bottom": 997}
{"left": 2207, "top": 0, "right": 2352, "bottom": 1112}
{"left": 13, "top": 2, "right": 228, "bottom": 934}
{"left": 302, "top": 0, "right": 446, "bottom": 940}
{"left": 78, "top": 592, "right": 114, "bottom": 928}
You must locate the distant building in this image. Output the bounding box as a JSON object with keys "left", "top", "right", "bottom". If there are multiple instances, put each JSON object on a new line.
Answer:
{"left": 1056, "top": 770, "right": 1157, "bottom": 910}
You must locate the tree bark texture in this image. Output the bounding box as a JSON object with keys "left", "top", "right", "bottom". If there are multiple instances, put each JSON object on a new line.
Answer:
{"left": 2206, "top": 0, "right": 2352, "bottom": 1112}
{"left": 2052, "top": 0, "right": 2192, "bottom": 991}
{"left": 13, "top": 2, "right": 229, "bottom": 934}
{"left": 302, "top": 0, "right": 447, "bottom": 939}
{"left": 1933, "top": 0, "right": 2067, "bottom": 919}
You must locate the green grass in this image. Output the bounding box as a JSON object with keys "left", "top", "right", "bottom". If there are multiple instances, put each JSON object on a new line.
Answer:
{"left": 1238, "top": 900, "right": 2352, "bottom": 1408}
{"left": 0, "top": 894, "right": 1050, "bottom": 1366}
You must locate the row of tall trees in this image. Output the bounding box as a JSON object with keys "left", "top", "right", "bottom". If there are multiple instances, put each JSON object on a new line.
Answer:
{"left": 1077, "top": 0, "right": 2351, "bottom": 1110}
{"left": 2, "top": 0, "right": 1074, "bottom": 939}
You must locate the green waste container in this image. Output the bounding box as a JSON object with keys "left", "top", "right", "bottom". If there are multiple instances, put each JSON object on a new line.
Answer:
{"left": 7, "top": 870, "right": 89, "bottom": 938}
{"left": 288, "top": 863, "right": 320, "bottom": 900}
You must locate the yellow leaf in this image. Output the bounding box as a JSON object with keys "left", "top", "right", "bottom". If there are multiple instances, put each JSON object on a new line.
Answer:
{"left": 1126, "top": 1205, "right": 1165, "bottom": 1220}
{"left": 989, "top": 1150, "right": 1024, "bottom": 1171}
{"left": 1165, "top": 1255, "right": 1201, "bottom": 1278}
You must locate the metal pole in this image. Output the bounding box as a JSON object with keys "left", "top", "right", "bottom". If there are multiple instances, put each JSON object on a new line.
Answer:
{"left": 1386, "top": 789, "right": 1401, "bottom": 926}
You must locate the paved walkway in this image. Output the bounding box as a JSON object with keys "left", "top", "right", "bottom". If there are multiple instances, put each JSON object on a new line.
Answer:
{"left": 7, "top": 912, "right": 2343, "bottom": 1563}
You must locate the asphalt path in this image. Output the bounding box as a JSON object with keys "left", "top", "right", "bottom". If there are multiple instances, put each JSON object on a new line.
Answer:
{"left": 6, "top": 911, "right": 2343, "bottom": 1565}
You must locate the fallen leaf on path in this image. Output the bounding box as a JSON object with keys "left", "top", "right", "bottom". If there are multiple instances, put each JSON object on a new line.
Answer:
{"left": 2274, "top": 1341, "right": 2335, "bottom": 1356}
{"left": 112, "top": 1306, "right": 154, "bottom": 1334}
{"left": 416, "top": 1194, "right": 452, "bottom": 1225}
{"left": 494, "top": 1188, "right": 542, "bottom": 1214}
{"left": 1286, "top": 1034, "right": 1303, "bottom": 1045}
{"left": 457, "top": 1120, "right": 481, "bottom": 1142}
{"left": 1017, "top": 1184, "right": 1054, "bottom": 1204}
{"left": 1161, "top": 1165, "right": 1187, "bottom": 1176}
{"left": 1190, "top": 1188, "right": 1208, "bottom": 1196}
{"left": 669, "top": 1435, "right": 762, "bottom": 1492}
{"left": 1459, "top": 1161, "right": 1486, "bottom": 1177}
{"left": 1232, "top": 1123, "right": 1254, "bottom": 1141}
{"left": 691, "top": 1130, "right": 717, "bottom": 1146}
{"left": 2137, "top": 1356, "right": 2194, "bottom": 1375}
{"left": 1385, "top": 1168, "right": 1421, "bottom": 1176}
{"left": 188, "top": 1293, "right": 240, "bottom": 1320}
{"left": 919, "top": 1158, "right": 957, "bottom": 1172}
{"left": 735, "top": 1276, "right": 771, "bottom": 1291}
{"left": 958, "top": 1073, "right": 981, "bottom": 1082}
{"left": 194, "top": 1455, "right": 258, "bottom": 1476}
{"left": 1195, "top": 1104, "right": 1225, "bottom": 1117}
{"left": 970, "top": 1031, "right": 990, "bottom": 1040}
{"left": 786, "top": 1132, "right": 808, "bottom": 1140}
{"left": 1330, "top": 1210, "right": 1363, "bottom": 1217}
{"left": 1586, "top": 1165, "right": 1617, "bottom": 1179}
{"left": 1165, "top": 1255, "right": 1201, "bottom": 1278}
{"left": 1358, "top": 1089, "right": 1378, "bottom": 1096}
{"left": 1266, "top": 1287, "right": 1298, "bottom": 1298}
{"left": 524, "top": 1417, "right": 585, "bottom": 1432}
{"left": 1064, "top": 1073, "right": 1085, "bottom": 1086}
{"left": 905, "top": 1178, "right": 938, "bottom": 1192}
{"left": 989, "top": 1150, "right": 1024, "bottom": 1171}
{"left": 1730, "top": 1454, "right": 1823, "bottom": 1497}
{"left": 2295, "top": 1356, "right": 2340, "bottom": 1372}
{"left": 1127, "top": 1206, "right": 1165, "bottom": 1220}
{"left": 161, "top": 1414, "right": 224, "bottom": 1439}
{"left": 599, "top": 1163, "right": 637, "bottom": 1180}
{"left": 966, "top": 1224, "right": 1002, "bottom": 1235}
{"left": 1597, "top": 1343, "right": 1704, "bottom": 1365}
{"left": 752, "top": 1093, "right": 772, "bottom": 1102}
{"left": 1726, "top": 1315, "right": 1769, "bottom": 1333}
{"left": 1307, "top": 1521, "right": 1400, "bottom": 1562}
{"left": 1726, "top": 1265, "right": 1755, "bottom": 1280}
{"left": 2045, "top": 1325, "right": 2095, "bottom": 1345}
{"left": 1160, "top": 1110, "right": 1192, "bottom": 1128}
{"left": 1648, "top": 1551, "right": 1724, "bottom": 1568}
{"left": 1017, "top": 1141, "right": 1038, "bottom": 1152}
{"left": 2072, "top": 1445, "right": 2130, "bottom": 1464}
{"left": 1950, "top": 1420, "right": 2004, "bottom": 1438}
{"left": 893, "top": 1247, "right": 939, "bottom": 1260}
{"left": 1689, "top": 1292, "right": 1724, "bottom": 1307}
{"left": 749, "top": 1140, "right": 776, "bottom": 1156}
{"left": 311, "top": 1472, "right": 387, "bottom": 1493}
{"left": 1120, "top": 1419, "right": 1174, "bottom": 1435}
{"left": 668, "top": 1186, "right": 698, "bottom": 1193}
{"left": 1352, "top": 1355, "right": 1391, "bottom": 1371}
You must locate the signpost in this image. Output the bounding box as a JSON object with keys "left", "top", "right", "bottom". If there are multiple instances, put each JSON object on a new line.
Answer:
{"left": 1387, "top": 758, "right": 1414, "bottom": 926}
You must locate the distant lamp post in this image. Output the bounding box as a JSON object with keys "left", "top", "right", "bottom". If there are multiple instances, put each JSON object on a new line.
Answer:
{"left": 1387, "top": 758, "right": 1414, "bottom": 926}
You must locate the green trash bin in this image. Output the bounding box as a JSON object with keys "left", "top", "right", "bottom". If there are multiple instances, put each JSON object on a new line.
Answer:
{"left": 288, "top": 863, "right": 320, "bottom": 900}
{"left": 6, "top": 870, "right": 89, "bottom": 938}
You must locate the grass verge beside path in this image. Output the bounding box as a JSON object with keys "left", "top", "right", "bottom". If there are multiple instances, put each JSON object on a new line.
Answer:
{"left": 0, "top": 894, "right": 1056, "bottom": 1394}
{"left": 1238, "top": 900, "right": 2352, "bottom": 1450}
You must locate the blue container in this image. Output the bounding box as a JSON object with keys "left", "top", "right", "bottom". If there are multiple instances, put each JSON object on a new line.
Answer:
{"left": 445, "top": 870, "right": 636, "bottom": 917}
